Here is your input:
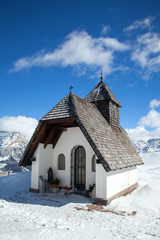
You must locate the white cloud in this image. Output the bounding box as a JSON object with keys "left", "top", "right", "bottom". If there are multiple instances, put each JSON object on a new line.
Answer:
{"left": 131, "top": 32, "right": 160, "bottom": 78}
{"left": 139, "top": 109, "right": 160, "bottom": 128}
{"left": 99, "top": 37, "right": 129, "bottom": 51}
{"left": 0, "top": 116, "right": 38, "bottom": 139}
{"left": 101, "top": 25, "right": 110, "bottom": 35}
{"left": 126, "top": 98, "right": 160, "bottom": 142}
{"left": 10, "top": 31, "right": 129, "bottom": 76}
{"left": 124, "top": 16, "right": 155, "bottom": 32}
{"left": 149, "top": 99, "right": 160, "bottom": 108}
{"left": 126, "top": 126, "right": 160, "bottom": 142}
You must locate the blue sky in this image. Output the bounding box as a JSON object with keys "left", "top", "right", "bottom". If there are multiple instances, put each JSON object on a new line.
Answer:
{"left": 0, "top": 0, "right": 160, "bottom": 141}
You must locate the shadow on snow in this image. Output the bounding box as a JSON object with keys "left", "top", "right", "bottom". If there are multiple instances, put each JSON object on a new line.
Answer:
{"left": 0, "top": 171, "right": 91, "bottom": 207}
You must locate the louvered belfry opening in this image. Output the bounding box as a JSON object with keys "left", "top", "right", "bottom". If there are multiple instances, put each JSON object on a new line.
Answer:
{"left": 94, "top": 100, "right": 120, "bottom": 128}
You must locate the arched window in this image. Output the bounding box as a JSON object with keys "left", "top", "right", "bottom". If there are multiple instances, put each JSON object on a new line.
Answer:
{"left": 58, "top": 154, "right": 65, "bottom": 170}
{"left": 92, "top": 155, "right": 96, "bottom": 172}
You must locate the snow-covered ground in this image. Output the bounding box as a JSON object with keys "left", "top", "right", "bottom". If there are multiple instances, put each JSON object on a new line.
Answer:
{"left": 0, "top": 153, "right": 160, "bottom": 240}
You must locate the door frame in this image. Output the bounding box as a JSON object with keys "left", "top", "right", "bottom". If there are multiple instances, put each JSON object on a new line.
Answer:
{"left": 71, "top": 145, "right": 86, "bottom": 191}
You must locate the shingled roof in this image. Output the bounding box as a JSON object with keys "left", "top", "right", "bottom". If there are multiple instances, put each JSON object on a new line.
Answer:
{"left": 85, "top": 81, "right": 122, "bottom": 107}
{"left": 20, "top": 88, "right": 143, "bottom": 170}
{"left": 41, "top": 94, "right": 75, "bottom": 121}
{"left": 71, "top": 94, "right": 142, "bottom": 171}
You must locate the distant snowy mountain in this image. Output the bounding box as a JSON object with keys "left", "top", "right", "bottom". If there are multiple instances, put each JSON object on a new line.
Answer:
{"left": 0, "top": 131, "right": 28, "bottom": 159}
{"left": 134, "top": 138, "right": 160, "bottom": 170}
{"left": 134, "top": 138, "right": 160, "bottom": 153}
{"left": 0, "top": 131, "right": 29, "bottom": 172}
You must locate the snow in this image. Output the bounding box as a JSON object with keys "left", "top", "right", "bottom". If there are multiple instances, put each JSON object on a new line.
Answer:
{"left": 0, "top": 131, "right": 28, "bottom": 161}
{"left": 134, "top": 138, "right": 160, "bottom": 153}
{"left": 0, "top": 154, "right": 160, "bottom": 240}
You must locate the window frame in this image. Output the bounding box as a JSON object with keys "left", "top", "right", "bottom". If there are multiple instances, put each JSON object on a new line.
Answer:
{"left": 58, "top": 153, "right": 65, "bottom": 170}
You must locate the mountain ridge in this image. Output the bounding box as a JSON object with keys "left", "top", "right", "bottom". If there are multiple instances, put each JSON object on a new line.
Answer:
{"left": 133, "top": 138, "right": 160, "bottom": 153}
{"left": 0, "top": 131, "right": 28, "bottom": 172}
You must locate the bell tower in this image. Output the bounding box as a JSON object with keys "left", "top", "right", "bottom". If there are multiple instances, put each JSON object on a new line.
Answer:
{"left": 85, "top": 74, "right": 122, "bottom": 128}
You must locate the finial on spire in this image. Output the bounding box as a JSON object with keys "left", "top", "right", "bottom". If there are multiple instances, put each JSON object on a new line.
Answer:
{"left": 100, "top": 69, "right": 103, "bottom": 82}
{"left": 69, "top": 85, "right": 73, "bottom": 93}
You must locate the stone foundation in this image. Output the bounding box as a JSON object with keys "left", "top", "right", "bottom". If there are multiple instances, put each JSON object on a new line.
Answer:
{"left": 29, "top": 188, "right": 39, "bottom": 193}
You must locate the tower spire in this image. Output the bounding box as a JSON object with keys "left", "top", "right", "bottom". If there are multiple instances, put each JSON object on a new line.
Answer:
{"left": 100, "top": 69, "right": 103, "bottom": 82}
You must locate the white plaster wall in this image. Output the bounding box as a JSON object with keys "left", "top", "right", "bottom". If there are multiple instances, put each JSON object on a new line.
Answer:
{"left": 128, "top": 167, "right": 137, "bottom": 186}
{"left": 95, "top": 164, "right": 107, "bottom": 199}
{"left": 52, "top": 127, "right": 96, "bottom": 189}
{"left": 31, "top": 146, "right": 40, "bottom": 189}
{"left": 95, "top": 165, "right": 137, "bottom": 200}
{"left": 31, "top": 143, "right": 53, "bottom": 190}
{"left": 31, "top": 127, "right": 96, "bottom": 190}
{"left": 38, "top": 144, "right": 53, "bottom": 180}
{"left": 106, "top": 166, "right": 137, "bottom": 199}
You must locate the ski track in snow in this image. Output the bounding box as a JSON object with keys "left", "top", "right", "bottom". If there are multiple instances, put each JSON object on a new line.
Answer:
{"left": 0, "top": 154, "right": 160, "bottom": 240}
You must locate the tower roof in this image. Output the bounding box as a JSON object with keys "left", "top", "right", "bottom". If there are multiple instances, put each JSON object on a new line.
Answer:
{"left": 85, "top": 81, "right": 122, "bottom": 107}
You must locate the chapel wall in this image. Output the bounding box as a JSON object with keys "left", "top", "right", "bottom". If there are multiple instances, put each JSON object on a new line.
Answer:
{"left": 106, "top": 166, "right": 137, "bottom": 199}
{"left": 53, "top": 127, "right": 96, "bottom": 189}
